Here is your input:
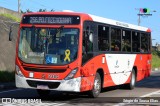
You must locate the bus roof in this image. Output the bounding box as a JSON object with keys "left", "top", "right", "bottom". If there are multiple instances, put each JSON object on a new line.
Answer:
{"left": 89, "top": 14, "right": 151, "bottom": 32}
{"left": 22, "top": 11, "right": 151, "bottom": 32}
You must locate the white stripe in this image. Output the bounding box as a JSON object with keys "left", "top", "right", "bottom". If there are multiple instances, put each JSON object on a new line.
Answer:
{"left": 39, "top": 103, "right": 66, "bottom": 106}
{"left": 0, "top": 89, "right": 22, "bottom": 94}
{"left": 140, "top": 90, "right": 160, "bottom": 97}
{"left": 113, "top": 90, "right": 160, "bottom": 106}
{"left": 53, "top": 103, "right": 66, "bottom": 106}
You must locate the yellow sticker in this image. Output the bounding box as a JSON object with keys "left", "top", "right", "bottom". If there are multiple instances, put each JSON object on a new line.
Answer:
{"left": 21, "top": 50, "right": 27, "bottom": 58}
{"left": 64, "top": 49, "right": 70, "bottom": 62}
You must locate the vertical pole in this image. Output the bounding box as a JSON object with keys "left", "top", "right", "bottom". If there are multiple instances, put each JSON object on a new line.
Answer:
{"left": 18, "top": 0, "right": 21, "bottom": 13}
{"left": 138, "top": 9, "right": 140, "bottom": 26}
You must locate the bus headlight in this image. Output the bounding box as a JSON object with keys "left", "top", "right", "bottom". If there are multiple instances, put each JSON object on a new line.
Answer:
{"left": 15, "top": 65, "right": 24, "bottom": 77}
{"left": 64, "top": 68, "right": 78, "bottom": 80}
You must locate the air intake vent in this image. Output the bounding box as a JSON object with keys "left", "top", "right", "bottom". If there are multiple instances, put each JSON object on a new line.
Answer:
{"left": 23, "top": 67, "right": 66, "bottom": 73}
{"left": 27, "top": 80, "right": 60, "bottom": 89}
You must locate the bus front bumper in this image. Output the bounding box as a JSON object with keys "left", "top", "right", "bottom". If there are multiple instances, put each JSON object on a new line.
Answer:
{"left": 15, "top": 74, "right": 81, "bottom": 92}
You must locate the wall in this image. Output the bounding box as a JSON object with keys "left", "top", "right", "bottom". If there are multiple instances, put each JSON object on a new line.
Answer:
{"left": 0, "top": 7, "right": 22, "bottom": 18}
{"left": 0, "top": 14, "right": 19, "bottom": 72}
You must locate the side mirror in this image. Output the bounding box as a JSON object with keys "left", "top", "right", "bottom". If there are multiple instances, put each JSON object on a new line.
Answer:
{"left": 9, "top": 25, "right": 13, "bottom": 41}
{"left": 89, "top": 32, "right": 93, "bottom": 43}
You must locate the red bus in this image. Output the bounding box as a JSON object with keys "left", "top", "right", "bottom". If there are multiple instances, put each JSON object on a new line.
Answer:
{"left": 15, "top": 11, "right": 151, "bottom": 97}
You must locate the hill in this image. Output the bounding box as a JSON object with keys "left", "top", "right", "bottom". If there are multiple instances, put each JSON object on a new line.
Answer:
{"left": 0, "top": 15, "right": 19, "bottom": 71}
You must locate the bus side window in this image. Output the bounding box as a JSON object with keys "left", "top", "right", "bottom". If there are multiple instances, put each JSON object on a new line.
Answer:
{"left": 132, "top": 32, "right": 140, "bottom": 52}
{"left": 122, "top": 30, "right": 131, "bottom": 52}
{"left": 148, "top": 34, "right": 151, "bottom": 52}
{"left": 83, "top": 26, "right": 93, "bottom": 53}
{"left": 98, "top": 25, "right": 109, "bottom": 51}
{"left": 111, "top": 28, "right": 121, "bottom": 51}
{"left": 141, "top": 33, "right": 148, "bottom": 52}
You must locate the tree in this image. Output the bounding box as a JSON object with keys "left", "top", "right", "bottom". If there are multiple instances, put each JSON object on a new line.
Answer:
{"left": 38, "top": 9, "right": 47, "bottom": 12}
{"left": 26, "top": 9, "right": 32, "bottom": 13}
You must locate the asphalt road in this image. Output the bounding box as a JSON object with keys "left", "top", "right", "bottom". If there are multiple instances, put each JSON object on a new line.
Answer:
{"left": 0, "top": 71, "right": 160, "bottom": 106}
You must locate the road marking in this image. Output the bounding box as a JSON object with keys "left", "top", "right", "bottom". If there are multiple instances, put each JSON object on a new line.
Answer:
{"left": 113, "top": 90, "right": 160, "bottom": 106}
{"left": 140, "top": 89, "right": 160, "bottom": 97}
{"left": 53, "top": 103, "right": 66, "bottom": 106}
{"left": 0, "top": 89, "right": 22, "bottom": 94}
{"left": 34, "top": 103, "right": 66, "bottom": 106}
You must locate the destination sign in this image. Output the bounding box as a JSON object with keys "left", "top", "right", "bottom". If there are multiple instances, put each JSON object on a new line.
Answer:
{"left": 22, "top": 15, "right": 80, "bottom": 25}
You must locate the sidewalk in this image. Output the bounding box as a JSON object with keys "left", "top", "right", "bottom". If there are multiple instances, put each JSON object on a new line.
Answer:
{"left": 0, "top": 82, "right": 16, "bottom": 90}
{"left": 152, "top": 68, "right": 160, "bottom": 71}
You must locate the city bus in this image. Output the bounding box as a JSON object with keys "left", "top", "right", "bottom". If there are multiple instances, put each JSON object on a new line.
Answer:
{"left": 14, "top": 11, "right": 151, "bottom": 98}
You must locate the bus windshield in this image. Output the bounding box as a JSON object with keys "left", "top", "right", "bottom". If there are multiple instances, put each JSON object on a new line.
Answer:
{"left": 18, "top": 27, "right": 79, "bottom": 65}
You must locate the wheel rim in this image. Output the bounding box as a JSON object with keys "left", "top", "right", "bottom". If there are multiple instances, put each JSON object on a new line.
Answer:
{"left": 94, "top": 77, "right": 101, "bottom": 94}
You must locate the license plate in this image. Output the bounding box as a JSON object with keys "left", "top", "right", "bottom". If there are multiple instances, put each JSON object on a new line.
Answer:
{"left": 37, "top": 85, "right": 49, "bottom": 90}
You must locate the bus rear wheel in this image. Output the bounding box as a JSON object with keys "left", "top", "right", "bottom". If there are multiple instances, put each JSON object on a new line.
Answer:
{"left": 37, "top": 89, "right": 50, "bottom": 97}
{"left": 88, "top": 73, "right": 101, "bottom": 98}
{"left": 126, "top": 69, "right": 136, "bottom": 89}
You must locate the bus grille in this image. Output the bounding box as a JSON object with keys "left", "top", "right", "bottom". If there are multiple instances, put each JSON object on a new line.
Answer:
{"left": 26, "top": 80, "right": 60, "bottom": 89}
{"left": 23, "top": 67, "right": 66, "bottom": 73}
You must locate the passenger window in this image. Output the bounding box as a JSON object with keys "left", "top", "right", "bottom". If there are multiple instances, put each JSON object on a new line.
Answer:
{"left": 148, "top": 34, "right": 151, "bottom": 52}
{"left": 111, "top": 28, "right": 121, "bottom": 51}
{"left": 122, "top": 30, "right": 131, "bottom": 52}
{"left": 132, "top": 32, "right": 140, "bottom": 52}
{"left": 141, "top": 33, "right": 148, "bottom": 52}
{"left": 98, "top": 25, "right": 109, "bottom": 51}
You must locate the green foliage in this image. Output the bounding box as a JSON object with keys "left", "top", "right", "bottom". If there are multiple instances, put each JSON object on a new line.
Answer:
{"left": 0, "top": 71, "right": 15, "bottom": 82}
{"left": 152, "top": 51, "right": 160, "bottom": 68}
{"left": 0, "top": 13, "right": 20, "bottom": 22}
{"left": 152, "top": 50, "right": 160, "bottom": 57}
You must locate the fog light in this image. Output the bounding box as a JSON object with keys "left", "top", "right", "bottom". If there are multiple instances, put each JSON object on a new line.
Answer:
{"left": 29, "top": 72, "right": 34, "bottom": 78}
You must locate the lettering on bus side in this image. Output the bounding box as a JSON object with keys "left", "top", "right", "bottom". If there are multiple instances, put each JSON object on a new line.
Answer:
{"left": 116, "top": 22, "right": 129, "bottom": 28}
{"left": 114, "top": 60, "right": 119, "bottom": 68}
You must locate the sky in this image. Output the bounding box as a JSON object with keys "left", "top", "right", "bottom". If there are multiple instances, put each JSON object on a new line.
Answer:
{"left": 0, "top": 0, "right": 159, "bottom": 45}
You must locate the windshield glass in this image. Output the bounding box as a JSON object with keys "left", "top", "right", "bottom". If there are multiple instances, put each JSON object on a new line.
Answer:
{"left": 18, "top": 27, "right": 79, "bottom": 65}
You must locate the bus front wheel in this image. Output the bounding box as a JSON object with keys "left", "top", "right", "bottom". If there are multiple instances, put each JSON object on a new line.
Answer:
{"left": 88, "top": 73, "right": 101, "bottom": 98}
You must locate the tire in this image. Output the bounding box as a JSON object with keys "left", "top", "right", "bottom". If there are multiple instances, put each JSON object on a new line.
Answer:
{"left": 37, "top": 89, "right": 50, "bottom": 97}
{"left": 126, "top": 69, "right": 136, "bottom": 90}
{"left": 88, "top": 73, "right": 101, "bottom": 98}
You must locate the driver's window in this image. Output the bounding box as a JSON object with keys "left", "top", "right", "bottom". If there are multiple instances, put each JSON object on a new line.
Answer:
{"left": 83, "top": 26, "right": 93, "bottom": 53}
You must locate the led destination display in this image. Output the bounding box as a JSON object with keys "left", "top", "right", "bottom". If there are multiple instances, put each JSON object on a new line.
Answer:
{"left": 22, "top": 15, "right": 80, "bottom": 25}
